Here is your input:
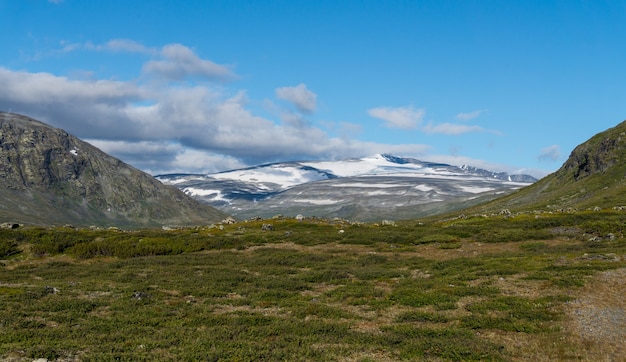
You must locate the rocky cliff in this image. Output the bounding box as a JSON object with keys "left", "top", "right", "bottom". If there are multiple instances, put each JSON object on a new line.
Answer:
{"left": 0, "top": 112, "right": 228, "bottom": 228}
{"left": 559, "top": 123, "right": 626, "bottom": 181}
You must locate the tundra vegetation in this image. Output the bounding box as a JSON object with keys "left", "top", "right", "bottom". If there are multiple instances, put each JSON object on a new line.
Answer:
{"left": 0, "top": 210, "right": 624, "bottom": 361}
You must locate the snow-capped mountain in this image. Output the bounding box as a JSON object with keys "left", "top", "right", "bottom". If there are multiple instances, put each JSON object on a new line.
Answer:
{"left": 156, "top": 154, "right": 537, "bottom": 221}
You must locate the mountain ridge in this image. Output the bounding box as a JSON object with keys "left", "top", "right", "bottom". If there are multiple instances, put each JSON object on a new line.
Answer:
{"left": 0, "top": 112, "right": 228, "bottom": 228}
{"left": 158, "top": 154, "right": 536, "bottom": 221}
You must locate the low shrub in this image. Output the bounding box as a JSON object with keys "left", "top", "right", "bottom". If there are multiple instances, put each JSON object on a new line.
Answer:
{"left": 0, "top": 239, "right": 19, "bottom": 258}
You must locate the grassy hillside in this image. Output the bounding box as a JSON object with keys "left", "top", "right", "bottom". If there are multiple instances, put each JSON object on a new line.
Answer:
{"left": 465, "top": 120, "right": 626, "bottom": 215}
{"left": 1, "top": 212, "right": 624, "bottom": 360}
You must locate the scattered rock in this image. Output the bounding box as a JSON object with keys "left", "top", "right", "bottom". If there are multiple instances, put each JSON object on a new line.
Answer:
{"left": 0, "top": 222, "right": 20, "bottom": 229}
{"left": 261, "top": 223, "right": 274, "bottom": 231}
{"left": 222, "top": 217, "right": 237, "bottom": 224}
{"left": 579, "top": 253, "right": 620, "bottom": 261}
{"left": 132, "top": 291, "right": 150, "bottom": 300}
{"left": 44, "top": 286, "right": 60, "bottom": 295}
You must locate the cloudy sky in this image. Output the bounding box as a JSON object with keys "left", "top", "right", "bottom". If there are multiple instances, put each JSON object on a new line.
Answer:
{"left": 1, "top": 1, "right": 625, "bottom": 178}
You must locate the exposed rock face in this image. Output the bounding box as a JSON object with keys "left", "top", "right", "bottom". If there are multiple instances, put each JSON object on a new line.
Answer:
{"left": 560, "top": 126, "right": 625, "bottom": 181}
{"left": 0, "top": 112, "right": 228, "bottom": 228}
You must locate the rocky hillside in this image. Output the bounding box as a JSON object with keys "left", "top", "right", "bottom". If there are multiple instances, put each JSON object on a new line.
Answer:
{"left": 0, "top": 112, "right": 228, "bottom": 228}
{"left": 466, "top": 119, "right": 626, "bottom": 214}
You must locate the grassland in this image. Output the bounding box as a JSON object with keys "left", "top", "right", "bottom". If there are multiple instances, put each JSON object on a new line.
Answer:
{"left": 0, "top": 210, "right": 625, "bottom": 361}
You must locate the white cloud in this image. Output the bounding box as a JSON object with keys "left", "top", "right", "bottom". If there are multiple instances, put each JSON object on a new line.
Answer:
{"left": 87, "top": 139, "right": 247, "bottom": 175}
{"left": 275, "top": 84, "right": 317, "bottom": 113}
{"left": 0, "top": 53, "right": 433, "bottom": 174}
{"left": 96, "top": 39, "right": 155, "bottom": 54}
{"left": 320, "top": 121, "right": 363, "bottom": 139}
{"left": 421, "top": 122, "right": 484, "bottom": 135}
{"left": 538, "top": 145, "right": 561, "bottom": 161}
{"left": 455, "top": 110, "right": 484, "bottom": 121}
{"left": 58, "top": 40, "right": 81, "bottom": 53}
{"left": 50, "top": 39, "right": 156, "bottom": 56}
{"left": 279, "top": 111, "right": 310, "bottom": 129}
{"left": 53, "top": 40, "right": 234, "bottom": 82}
{"left": 367, "top": 105, "right": 491, "bottom": 135}
{"left": 0, "top": 68, "right": 140, "bottom": 103}
{"left": 143, "top": 44, "right": 236, "bottom": 81}
{"left": 368, "top": 106, "right": 425, "bottom": 129}
{"left": 6, "top": 39, "right": 520, "bottom": 177}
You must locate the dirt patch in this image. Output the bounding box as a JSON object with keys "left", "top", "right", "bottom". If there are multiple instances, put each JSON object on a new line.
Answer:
{"left": 300, "top": 282, "right": 341, "bottom": 298}
{"left": 211, "top": 303, "right": 288, "bottom": 317}
{"left": 415, "top": 238, "right": 576, "bottom": 260}
{"left": 243, "top": 241, "right": 368, "bottom": 254}
{"left": 340, "top": 350, "right": 398, "bottom": 362}
{"left": 564, "top": 267, "right": 626, "bottom": 360}
{"left": 489, "top": 273, "right": 552, "bottom": 299}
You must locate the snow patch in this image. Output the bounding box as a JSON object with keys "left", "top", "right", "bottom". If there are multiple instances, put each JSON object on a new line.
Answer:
{"left": 415, "top": 184, "right": 434, "bottom": 192}
{"left": 330, "top": 183, "right": 402, "bottom": 188}
{"left": 159, "top": 176, "right": 208, "bottom": 185}
{"left": 366, "top": 190, "right": 392, "bottom": 196}
{"left": 301, "top": 154, "right": 428, "bottom": 177}
{"left": 292, "top": 199, "right": 340, "bottom": 205}
{"left": 183, "top": 188, "right": 230, "bottom": 203}
{"left": 457, "top": 185, "right": 495, "bottom": 194}
{"left": 212, "top": 165, "right": 329, "bottom": 190}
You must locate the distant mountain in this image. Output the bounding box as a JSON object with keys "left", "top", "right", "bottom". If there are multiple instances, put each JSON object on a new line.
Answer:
{"left": 158, "top": 154, "right": 537, "bottom": 221}
{"left": 0, "top": 112, "right": 228, "bottom": 228}
{"left": 465, "top": 119, "right": 626, "bottom": 214}
{"left": 459, "top": 165, "right": 537, "bottom": 183}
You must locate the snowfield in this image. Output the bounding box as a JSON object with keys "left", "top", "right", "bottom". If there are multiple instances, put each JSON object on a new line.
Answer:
{"left": 156, "top": 154, "right": 536, "bottom": 221}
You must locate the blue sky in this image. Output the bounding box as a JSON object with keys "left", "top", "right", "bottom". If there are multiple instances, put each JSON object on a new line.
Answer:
{"left": 1, "top": 0, "right": 625, "bottom": 178}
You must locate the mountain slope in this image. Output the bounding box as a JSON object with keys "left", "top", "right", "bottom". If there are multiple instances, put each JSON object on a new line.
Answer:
{"left": 465, "top": 119, "right": 626, "bottom": 214}
{"left": 158, "top": 154, "right": 536, "bottom": 221}
{"left": 0, "top": 112, "right": 228, "bottom": 228}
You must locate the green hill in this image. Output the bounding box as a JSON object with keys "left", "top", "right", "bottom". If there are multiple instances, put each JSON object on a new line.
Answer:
{"left": 466, "top": 120, "right": 626, "bottom": 214}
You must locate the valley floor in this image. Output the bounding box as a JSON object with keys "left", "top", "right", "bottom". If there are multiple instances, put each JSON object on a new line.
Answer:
{"left": 0, "top": 212, "right": 624, "bottom": 361}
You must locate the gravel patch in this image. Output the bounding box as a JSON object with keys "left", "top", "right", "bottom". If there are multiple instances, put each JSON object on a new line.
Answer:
{"left": 565, "top": 267, "right": 626, "bottom": 360}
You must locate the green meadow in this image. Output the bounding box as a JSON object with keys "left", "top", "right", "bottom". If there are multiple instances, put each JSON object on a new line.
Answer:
{"left": 1, "top": 211, "right": 624, "bottom": 361}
